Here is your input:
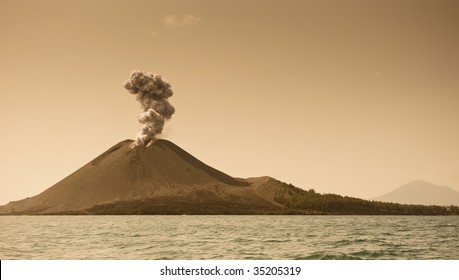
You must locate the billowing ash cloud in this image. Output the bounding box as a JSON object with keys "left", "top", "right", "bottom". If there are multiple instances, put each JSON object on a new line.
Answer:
{"left": 124, "top": 70, "right": 175, "bottom": 147}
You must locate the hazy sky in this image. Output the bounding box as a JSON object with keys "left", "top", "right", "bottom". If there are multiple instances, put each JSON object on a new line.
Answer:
{"left": 1, "top": 0, "right": 459, "bottom": 205}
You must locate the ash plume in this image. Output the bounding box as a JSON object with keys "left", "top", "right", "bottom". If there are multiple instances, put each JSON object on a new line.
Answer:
{"left": 124, "top": 70, "right": 175, "bottom": 147}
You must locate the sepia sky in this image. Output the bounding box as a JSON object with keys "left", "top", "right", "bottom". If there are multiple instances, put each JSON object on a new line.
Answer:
{"left": 1, "top": 0, "right": 459, "bottom": 205}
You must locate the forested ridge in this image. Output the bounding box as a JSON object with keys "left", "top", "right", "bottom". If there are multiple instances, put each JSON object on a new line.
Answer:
{"left": 274, "top": 183, "right": 459, "bottom": 215}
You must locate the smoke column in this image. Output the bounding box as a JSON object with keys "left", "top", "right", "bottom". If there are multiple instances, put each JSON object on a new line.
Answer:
{"left": 124, "top": 70, "right": 175, "bottom": 147}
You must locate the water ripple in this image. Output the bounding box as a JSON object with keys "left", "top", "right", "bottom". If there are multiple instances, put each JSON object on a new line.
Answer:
{"left": 1, "top": 215, "right": 458, "bottom": 259}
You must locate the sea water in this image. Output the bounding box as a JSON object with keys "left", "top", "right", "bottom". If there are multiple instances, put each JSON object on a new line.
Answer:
{"left": 1, "top": 216, "right": 458, "bottom": 259}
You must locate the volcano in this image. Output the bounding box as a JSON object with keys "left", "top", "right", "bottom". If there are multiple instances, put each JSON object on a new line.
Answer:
{"left": 0, "top": 139, "right": 287, "bottom": 215}
{"left": 4, "top": 140, "right": 457, "bottom": 215}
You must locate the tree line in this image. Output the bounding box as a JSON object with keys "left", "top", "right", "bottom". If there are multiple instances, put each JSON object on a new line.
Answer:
{"left": 274, "top": 183, "right": 459, "bottom": 215}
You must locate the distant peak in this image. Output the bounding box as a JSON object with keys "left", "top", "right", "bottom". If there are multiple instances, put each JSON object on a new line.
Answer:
{"left": 405, "top": 179, "right": 433, "bottom": 186}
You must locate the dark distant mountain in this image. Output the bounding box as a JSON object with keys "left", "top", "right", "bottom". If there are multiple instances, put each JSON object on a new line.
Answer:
{"left": 0, "top": 140, "right": 458, "bottom": 215}
{"left": 373, "top": 180, "right": 459, "bottom": 206}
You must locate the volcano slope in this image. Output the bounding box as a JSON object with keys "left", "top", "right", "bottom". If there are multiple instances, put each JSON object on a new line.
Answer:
{"left": 0, "top": 139, "right": 289, "bottom": 215}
